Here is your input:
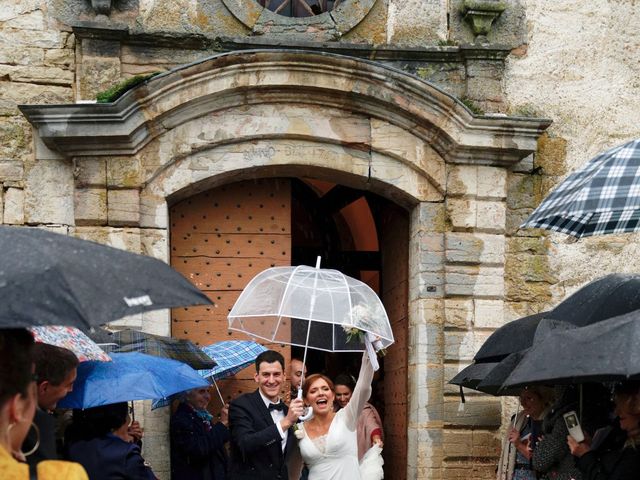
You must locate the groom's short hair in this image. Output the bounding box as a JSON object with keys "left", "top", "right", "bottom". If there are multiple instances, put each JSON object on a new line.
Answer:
{"left": 255, "top": 350, "right": 285, "bottom": 372}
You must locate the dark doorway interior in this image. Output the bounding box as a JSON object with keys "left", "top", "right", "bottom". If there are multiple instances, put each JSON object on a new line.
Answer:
{"left": 290, "top": 178, "right": 385, "bottom": 414}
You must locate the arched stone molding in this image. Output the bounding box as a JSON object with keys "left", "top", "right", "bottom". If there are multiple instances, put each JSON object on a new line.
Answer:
{"left": 134, "top": 102, "right": 446, "bottom": 229}
{"left": 20, "top": 50, "right": 550, "bottom": 166}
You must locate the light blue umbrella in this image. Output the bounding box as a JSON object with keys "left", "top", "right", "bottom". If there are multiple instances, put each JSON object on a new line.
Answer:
{"left": 58, "top": 352, "right": 208, "bottom": 409}
{"left": 151, "top": 340, "right": 266, "bottom": 409}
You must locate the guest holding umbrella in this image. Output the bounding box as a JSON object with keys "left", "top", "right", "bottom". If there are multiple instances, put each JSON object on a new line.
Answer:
{"left": 497, "top": 385, "right": 554, "bottom": 480}
{"left": 0, "top": 329, "right": 87, "bottom": 479}
{"left": 65, "top": 402, "right": 157, "bottom": 480}
{"left": 568, "top": 381, "right": 640, "bottom": 480}
{"left": 532, "top": 385, "right": 582, "bottom": 480}
{"left": 170, "top": 386, "right": 230, "bottom": 480}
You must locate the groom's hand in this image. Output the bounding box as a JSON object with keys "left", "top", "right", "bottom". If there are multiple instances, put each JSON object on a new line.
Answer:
{"left": 281, "top": 398, "right": 304, "bottom": 430}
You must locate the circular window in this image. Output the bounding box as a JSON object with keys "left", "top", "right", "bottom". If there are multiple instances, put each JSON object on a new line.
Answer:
{"left": 258, "top": 0, "right": 337, "bottom": 17}
{"left": 222, "top": 0, "right": 377, "bottom": 38}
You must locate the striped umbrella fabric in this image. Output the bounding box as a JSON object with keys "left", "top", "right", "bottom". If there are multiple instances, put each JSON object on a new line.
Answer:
{"left": 522, "top": 138, "right": 640, "bottom": 238}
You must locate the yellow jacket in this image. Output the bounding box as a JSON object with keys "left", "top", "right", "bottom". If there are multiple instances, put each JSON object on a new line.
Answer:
{"left": 0, "top": 445, "right": 88, "bottom": 480}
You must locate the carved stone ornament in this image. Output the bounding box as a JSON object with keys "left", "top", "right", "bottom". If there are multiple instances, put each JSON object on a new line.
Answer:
{"left": 463, "top": 0, "right": 506, "bottom": 38}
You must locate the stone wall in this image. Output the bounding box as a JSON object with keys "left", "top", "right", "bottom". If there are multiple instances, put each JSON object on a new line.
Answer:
{"left": 503, "top": 1, "right": 640, "bottom": 316}
{"left": 0, "top": 1, "right": 74, "bottom": 226}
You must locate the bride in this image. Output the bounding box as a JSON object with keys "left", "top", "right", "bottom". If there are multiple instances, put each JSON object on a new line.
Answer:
{"left": 296, "top": 353, "right": 383, "bottom": 480}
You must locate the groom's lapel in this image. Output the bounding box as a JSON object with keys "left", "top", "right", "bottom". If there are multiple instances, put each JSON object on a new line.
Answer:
{"left": 251, "top": 389, "right": 275, "bottom": 426}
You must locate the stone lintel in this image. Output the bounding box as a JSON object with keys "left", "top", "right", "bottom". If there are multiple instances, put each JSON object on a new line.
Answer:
{"left": 18, "top": 50, "right": 551, "bottom": 168}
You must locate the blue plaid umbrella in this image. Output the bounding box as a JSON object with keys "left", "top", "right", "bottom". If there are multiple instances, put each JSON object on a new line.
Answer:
{"left": 199, "top": 340, "right": 267, "bottom": 381}
{"left": 522, "top": 138, "right": 640, "bottom": 237}
{"left": 151, "top": 340, "right": 266, "bottom": 409}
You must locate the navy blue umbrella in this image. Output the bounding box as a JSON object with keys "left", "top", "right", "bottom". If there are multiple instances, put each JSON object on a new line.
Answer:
{"left": 58, "top": 352, "right": 208, "bottom": 409}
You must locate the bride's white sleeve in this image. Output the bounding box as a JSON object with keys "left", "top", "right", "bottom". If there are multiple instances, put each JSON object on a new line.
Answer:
{"left": 344, "top": 352, "right": 375, "bottom": 431}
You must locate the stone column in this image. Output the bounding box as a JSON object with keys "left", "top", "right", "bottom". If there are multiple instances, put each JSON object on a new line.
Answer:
{"left": 408, "top": 201, "right": 446, "bottom": 479}
{"left": 441, "top": 164, "right": 507, "bottom": 479}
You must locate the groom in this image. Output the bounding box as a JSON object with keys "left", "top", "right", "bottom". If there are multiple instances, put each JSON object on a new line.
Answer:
{"left": 228, "top": 350, "right": 305, "bottom": 480}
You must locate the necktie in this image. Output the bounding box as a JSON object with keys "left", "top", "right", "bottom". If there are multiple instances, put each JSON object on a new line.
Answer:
{"left": 269, "top": 401, "right": 285, "bottom": 412}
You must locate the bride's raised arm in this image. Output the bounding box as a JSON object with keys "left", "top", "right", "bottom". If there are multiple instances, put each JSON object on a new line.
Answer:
{"left": 344, "top": 351, "right": 375, "bottom": 431}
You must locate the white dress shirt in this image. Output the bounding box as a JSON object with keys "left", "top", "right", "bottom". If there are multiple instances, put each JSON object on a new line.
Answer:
{"left": 259, "top": 390, "right": 288, "bottom": 452}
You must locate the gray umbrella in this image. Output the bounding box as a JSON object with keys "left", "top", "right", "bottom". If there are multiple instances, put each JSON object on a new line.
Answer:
{"left": 503, "top": 311, "right": 640, "bottom": 387}
{"left": 0, "top": 226, "right": 212, "bottom": 330}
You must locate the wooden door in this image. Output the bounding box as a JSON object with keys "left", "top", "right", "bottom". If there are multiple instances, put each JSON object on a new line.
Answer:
{"left": 379, "top": 203, "right": 409, "bottom": 480}
{"left": 170, "top": 178, "right": 292, "bottom": 410}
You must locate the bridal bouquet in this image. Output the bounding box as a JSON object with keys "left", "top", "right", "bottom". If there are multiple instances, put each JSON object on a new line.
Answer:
{"left": 342, "top": 304, "right": 387, "bottom": 357}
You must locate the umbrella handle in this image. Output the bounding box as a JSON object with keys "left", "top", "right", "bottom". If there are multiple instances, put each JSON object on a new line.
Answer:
{"left": 297, "top": 387, "right": 313, "bottom": 421}
{"left": 212, "top": 380, "right": 226, "bottom": 406}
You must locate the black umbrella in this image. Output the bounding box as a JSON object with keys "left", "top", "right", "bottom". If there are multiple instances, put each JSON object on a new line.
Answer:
{"left": 475, "top": 274, "right": 640, "bottom": 364}
{"left": 473, "top": 319, "right": 576, "bottom": 395}
{"left": 474, "top": 312, "right": 548, "bottom": 363}
{"left": 549, "top": 273, "right": 640, "bottom": 327}
{"left": 0, "top": 226, "right": 212, "bottom": 330}
{"left": 95, "top": 328, "right": 216, "bottom": 370}
{"left": 449, "top": 362, "right": 499, "bottom": 392}
{"left": 503, "top": 310, "right": 640, "bottom": 387}
{"left": 476, "top": 351, "right": 528, "bottom": 396}
{"left": 448, "top": 362, "right": 499, "bottom": 402}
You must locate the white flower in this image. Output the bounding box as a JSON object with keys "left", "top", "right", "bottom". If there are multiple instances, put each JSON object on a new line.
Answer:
{"left": 294, "top": 427, "right": 305, "bottom": 439}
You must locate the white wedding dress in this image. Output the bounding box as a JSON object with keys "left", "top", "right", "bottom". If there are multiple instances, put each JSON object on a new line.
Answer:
{"left": 298, "top": 354, "right": 383, "bottom": 480}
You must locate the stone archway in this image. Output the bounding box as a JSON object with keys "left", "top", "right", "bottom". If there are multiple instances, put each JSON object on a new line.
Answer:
{"left": 20, "top": 49, "right": 551, "bottom": 478}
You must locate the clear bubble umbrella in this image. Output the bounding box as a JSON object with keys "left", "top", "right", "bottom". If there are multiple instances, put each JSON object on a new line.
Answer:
{"left": 228, "top": 257, "right": 394, "bottom": 376}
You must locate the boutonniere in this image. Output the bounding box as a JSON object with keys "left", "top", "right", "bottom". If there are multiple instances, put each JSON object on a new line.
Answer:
{"left": 293, "top": 423, "right": 305, "bottom": 440}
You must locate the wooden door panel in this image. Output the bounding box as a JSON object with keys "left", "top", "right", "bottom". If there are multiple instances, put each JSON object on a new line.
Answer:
{"left": 170, "top": 179, "right": 292, "bottom": 410}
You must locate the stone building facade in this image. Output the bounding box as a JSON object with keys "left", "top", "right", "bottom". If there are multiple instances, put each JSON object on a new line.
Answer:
{"left": 2, "top": 1, "right": 639, "bottom": 479}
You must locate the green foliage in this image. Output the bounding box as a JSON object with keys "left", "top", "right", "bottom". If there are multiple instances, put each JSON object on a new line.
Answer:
{"left": 460, "top": 97, "right": 485, "bottom": 115}
{"left": 436, "top": 39, "right": 458, "bottom": 46}
{"left": 96, "top": 72, "right": 162, "bottom": 103}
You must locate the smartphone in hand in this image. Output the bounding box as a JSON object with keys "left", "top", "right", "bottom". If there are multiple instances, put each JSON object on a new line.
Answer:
{"left": 563, "top": 411, "right": 585, "bottom": 443}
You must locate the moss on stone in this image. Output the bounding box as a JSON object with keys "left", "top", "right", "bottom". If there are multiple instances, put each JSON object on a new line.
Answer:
{"left": 460, "top": 97, "right": 485, "bottom": 115}
{"left": 96, "top": 72, "right": 162, "bottom": 103}
{"left": 536, "top": 133, "right": 568, "bottom": 176}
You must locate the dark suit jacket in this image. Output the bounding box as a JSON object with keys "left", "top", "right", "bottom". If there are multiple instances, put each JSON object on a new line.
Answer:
{"left": 24, "top": 408, "right": 58, "bottom": 466}
{"left": 67, "top": 433, "right": 156, "bottom": 480}
{"left": 228, "top": 389, "right": 295, "bottom": 480}
{"left": 170, "top": 401, "right": 229, "bottom": 480}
